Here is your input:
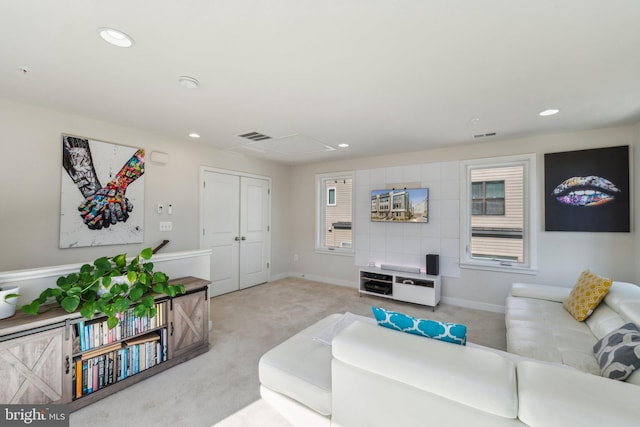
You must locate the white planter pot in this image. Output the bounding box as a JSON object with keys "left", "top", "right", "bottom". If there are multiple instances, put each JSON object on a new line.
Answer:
{"left": 0, "top": 285, "right": 20, "bottom": 319}
{"left": 97, "top": 275, "right": 131, "bottom": 297}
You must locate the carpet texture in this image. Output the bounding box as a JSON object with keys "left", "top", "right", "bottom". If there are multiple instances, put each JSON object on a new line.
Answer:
{"left": 70, "top": 277, "right": 506, "bottom": 427}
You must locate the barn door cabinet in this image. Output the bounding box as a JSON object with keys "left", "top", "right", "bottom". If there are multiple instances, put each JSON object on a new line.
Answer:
{"left": 0, "top": 276, "right": 209, "bottom": 411}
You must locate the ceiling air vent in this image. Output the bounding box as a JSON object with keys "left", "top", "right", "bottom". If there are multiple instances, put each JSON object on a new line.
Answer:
{"left": 473, "top": 132, "right": 497, "bottom": 139}
{"left": 238, "top": 131, "right": 272, "bottom": 141}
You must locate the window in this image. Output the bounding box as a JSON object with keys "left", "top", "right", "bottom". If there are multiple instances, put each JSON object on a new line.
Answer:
{"left": 316, "top": 172, "right": 354, "bottom": 254}
{"left": 472, "top": 181, "right": 505, "bottom": 215}
{"left": 327, "top": 187, "right": 336, "bottom": 206}
{"left": 460, "top": 155, "right": 537, "bottom": 273}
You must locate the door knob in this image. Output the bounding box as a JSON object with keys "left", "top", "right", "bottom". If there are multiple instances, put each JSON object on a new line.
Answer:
{"left": 241, "top": 236, "right": 246, "bottom": 240}
{"left": 234, "top": 236, "right": 240, "bottom": 241}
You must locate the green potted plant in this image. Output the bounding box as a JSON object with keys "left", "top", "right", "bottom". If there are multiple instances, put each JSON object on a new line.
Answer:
{"left": 0, "top": 285, "right": 20, "bottom": 320}
{"left": 21, "top": 248, "right": 185, "bottom": 329}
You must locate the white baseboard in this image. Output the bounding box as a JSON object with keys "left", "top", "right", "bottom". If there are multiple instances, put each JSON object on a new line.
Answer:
{"left": 283, "top": 272, "right": 358, "bottom": 289}
{"left": 440, "top": 296, "right": 505, "bottom": 314}
{"left": 276, "top": 272, "right": 506, "bottom": 314}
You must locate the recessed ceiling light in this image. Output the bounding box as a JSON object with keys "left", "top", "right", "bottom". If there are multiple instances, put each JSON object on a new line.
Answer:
{"left": 178, "top": 76, "right": 199, "bottom": 89}
{"left": 98, "top": 28, "right": 134, "bottom": 48}
{"left": 539, "top": 108, "right": 560, "bottom": 117}
{"left": 189, "top": 133, "right": 201, "bottom": 139}
{"left": 338, "top": 143, "right": 349, "bottom": 148}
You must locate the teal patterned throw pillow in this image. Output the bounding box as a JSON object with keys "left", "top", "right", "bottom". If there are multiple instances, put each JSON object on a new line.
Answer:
{"left": 371, "top": 306, "right": 467, "bottom": 345}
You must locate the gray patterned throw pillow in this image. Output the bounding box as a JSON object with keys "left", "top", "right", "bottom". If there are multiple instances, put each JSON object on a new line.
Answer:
{"left": 593, "top": 323, "right": 640, "bottom": 380}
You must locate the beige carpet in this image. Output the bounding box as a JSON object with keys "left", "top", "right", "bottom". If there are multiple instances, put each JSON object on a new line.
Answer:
{"left": 70, "top": 277, "right": 506, "bottom": 427}
{"left": 212, "top": 399, "right": 293, "bottom": 427}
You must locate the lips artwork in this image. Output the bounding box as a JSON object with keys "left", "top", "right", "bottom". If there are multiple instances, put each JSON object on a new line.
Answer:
{"left": 544, "top": 145, "right": 629, "bottom": 232}
{"left": 552, "top": 175, "right": 620, "bottom": 207}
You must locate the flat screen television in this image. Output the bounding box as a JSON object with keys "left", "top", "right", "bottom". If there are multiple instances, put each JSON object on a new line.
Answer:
{"left": 371, "top": 188, "right": 429, "bottom": 223}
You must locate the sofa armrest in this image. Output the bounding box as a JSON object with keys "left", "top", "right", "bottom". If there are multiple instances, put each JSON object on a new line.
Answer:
{"left": 518, "top": 360, "right": 640, "bottom": 426}
{"left": 510, "top": 282, "right": 571, "bottom": 303}
{"left": 332, "top": 321, "right": 518, "bottom": 419}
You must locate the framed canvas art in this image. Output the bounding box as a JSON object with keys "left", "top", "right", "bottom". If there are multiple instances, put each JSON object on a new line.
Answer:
{"left": 60, "top": 134, "right": 145, "bottom": 248}
{"left": 544, "top": 145, "right": 629, "bottom": 232}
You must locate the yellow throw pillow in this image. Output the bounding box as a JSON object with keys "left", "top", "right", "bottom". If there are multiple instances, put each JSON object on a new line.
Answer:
{"left": 563, "top": 270, "right": 612, "bottom": 321}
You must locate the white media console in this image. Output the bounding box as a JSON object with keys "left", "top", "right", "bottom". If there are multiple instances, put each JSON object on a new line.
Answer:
{"left": 358, "top": 266, "right": 441, "bottom": 311}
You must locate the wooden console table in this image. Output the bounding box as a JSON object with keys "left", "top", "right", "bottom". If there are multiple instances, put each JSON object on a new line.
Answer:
{"left": 0, "top": 276, "right": 210, "bottom": 411}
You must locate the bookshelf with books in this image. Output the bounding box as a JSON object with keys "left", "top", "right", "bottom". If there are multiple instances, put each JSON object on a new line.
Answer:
{"left": 71, "top": 301, "right": 169, "bottom": 400}
{"left": 0, "top": 276, "right": 210, "bottom": 411}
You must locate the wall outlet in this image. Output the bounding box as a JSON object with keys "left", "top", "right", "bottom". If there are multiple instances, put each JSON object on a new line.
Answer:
{"left": 293, "top": 254, "right": 299, "bottom": 262}
{"left": 159, "top": 221, "right": 172, "bottom": 231}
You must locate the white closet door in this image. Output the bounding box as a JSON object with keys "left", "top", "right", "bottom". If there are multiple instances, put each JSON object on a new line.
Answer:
{"left": 201, "top": 170, "right": 270, "bottom": 297}
{"left": 240, "top": 176, "right": 270, "bottom": 289}
{"left": 202, "top": 171, "right": 240, "bottom": 297}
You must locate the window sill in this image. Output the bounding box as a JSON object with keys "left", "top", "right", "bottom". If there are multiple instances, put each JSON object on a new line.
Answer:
{"left": 460, "top": 262, "right": 537, "bottom": 275}
{"left": 314, "top": 248, "right": 354, "bottom": 257}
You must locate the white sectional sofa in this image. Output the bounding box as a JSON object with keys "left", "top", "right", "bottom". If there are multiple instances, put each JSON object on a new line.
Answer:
{"left": 506, "top": 280, "right": 640, "bottom": 382}
{"left": 259, "top": 281, "right": 640, "bottom": 426}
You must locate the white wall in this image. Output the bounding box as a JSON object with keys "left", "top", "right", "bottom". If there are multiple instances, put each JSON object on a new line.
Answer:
{"left": 2, "top": 96, "right": 638, "bottom": 312}
{"left": 0, "top": 98, "right": 291, "bottom": 279}
{"left": 289, "top": 125, "right": 640, "bottom": 311}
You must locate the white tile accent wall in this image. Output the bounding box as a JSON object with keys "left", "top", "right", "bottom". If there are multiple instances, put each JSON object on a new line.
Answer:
{"left": 354, "top": 161, "right": 461, "bottom": 277}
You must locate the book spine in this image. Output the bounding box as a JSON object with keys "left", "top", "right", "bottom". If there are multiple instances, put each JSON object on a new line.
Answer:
{"left": 82, "top": 360, "right": 88, "bottom": 395}
{"left": 78, "top": 321, "right": 85, "bottom": 351}
{"left": 91, "top": 358, "right": 99, "bottom": 392}
{"left": 116, "top": 349, "right": 122, "bottom": 382}
{"left": 86, "top": 359, "right": 93, "bottom": 394}
{"left": 86, "top": 324, "right": 92, "bottom": 351}
{"left": 74, "top": 357, "right": 82, "bottom": 399}
{"left": 102, "top": 320, "right": 108, "bottom": 346}
{"left": 107, "top": 352, "right": 114, "bottom": 386}
{"left": 98, "top": 355, "right": 105, "bottom": 389}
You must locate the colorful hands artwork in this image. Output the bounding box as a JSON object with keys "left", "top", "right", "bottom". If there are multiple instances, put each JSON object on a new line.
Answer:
{"left": 63, "top": 135, "right": 145, "bottom": 230}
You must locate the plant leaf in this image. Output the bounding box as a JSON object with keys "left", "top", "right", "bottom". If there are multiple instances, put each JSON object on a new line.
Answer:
{"left": 153, "top": 271, "right": 168, "bottom": 283}
{"left": 60, "top": 295, "right": 80, "bottom": 312}
{"left": 152, "top": 284, "right": 164, "bottom": 294}
{"left": 80, "top": 263, "right": 93, "bottom": 273}
{"left": 94, "top": 257, "right": 112, "bottom": 271}
{"left": 129, "top": 286, "right": 144, "bottom": 301}
{"left": 3, "top": 293, "right": 19, "bottom": 301}
{"left": 127, "top": 271, "right": 138, "bottom": 284}
{"left": 141, "top": 296, "right": 155, "bottom": 308}
{"left": 21, "top": 302, "right": 40, "bottom": 315}
{"left": 114, "top": 299, "right": 130, "bottom": 312}
{"left": 133, "top": 304, "right": 147, "bottom": 318}
{"left": 63, "top": 273, "right": 79, "bottom": 287}
{"left": 107, "top": 316, "right": 119, "bottom": 329}
{"left": 68, "top": 286, "right": 84, "bottom": 296}
{"left": 112, "top": 254, "right": 127, "bottom": 269}
{"left": 140, "top": 247, "right": 153, "bottom": 260}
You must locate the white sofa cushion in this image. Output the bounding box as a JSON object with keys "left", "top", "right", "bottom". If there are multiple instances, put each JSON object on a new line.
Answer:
{"left": 510, "top": 282, "right": 571, "bottom": 302}
{"left": 333, "top": 321, "right": 519, "bottom": 419}
{"left": 517, "top": 360, "right": 640, "bottom": 427}
{"left": 506, "top": 296, "right": 600, "bottom": 374}
{"left": 258, "top": 314, "right": 339, "bottom": 416}
{"left": 604, "top": 281, "right": 640, "bottom": 311}
{"left": 585, "top": 303, "right": 626, "bottom": 339}
{"left": 619, "top": 301, "right": 640, "bottom": 326}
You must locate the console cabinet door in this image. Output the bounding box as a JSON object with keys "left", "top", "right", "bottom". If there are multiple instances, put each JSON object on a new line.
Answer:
{"left": 0, "top": 327, "right": 72, "bottom": 404}
{"left": 169, "top": 290, "right": 209, "bottom": 358}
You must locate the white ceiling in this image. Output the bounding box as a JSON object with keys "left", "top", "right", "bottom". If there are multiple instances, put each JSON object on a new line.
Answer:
{"left": 2, "top": 1, "right": 640, "bottom": 164}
